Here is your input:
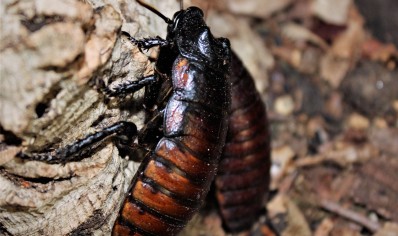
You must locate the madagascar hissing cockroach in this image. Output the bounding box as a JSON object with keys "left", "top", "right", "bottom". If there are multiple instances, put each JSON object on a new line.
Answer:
{"left": 215, "top": 52, "right": 271, "bottom": 232}
{"left": 110, "top": 1, "right": 231, "bottom": 235}
{"left": 110, "top": 1, "right": 271, "bottom": 233}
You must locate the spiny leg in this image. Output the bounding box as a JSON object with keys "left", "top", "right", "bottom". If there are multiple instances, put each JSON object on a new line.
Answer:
{"left": 17, "top": 121, "right": 137, "bottom": 164}
{"left": 122, "top": 31, "right": 169, "bottom": 51}
{"left": 100, "top": 31, "right": 169, "bottom": 98}
{"left": 103, "top": 74, "right": 159, "bottom": 98}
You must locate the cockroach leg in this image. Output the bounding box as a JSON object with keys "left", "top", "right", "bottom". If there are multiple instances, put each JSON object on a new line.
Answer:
{"left": 17, "top": 121, "right": 137, "bottom": 164}
{"left": 122, "top": 31, "right": 169, "bottom": 51}
{"left": 104, "top": 74, "right": 159, "bottom": 98}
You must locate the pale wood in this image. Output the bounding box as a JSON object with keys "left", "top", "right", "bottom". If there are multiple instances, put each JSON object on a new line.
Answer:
{"left": 0, "top": 0, "right": 179, "bottom": 235}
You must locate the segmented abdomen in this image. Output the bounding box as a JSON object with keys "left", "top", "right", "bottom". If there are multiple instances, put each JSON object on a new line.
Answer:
{"left": 113, "top": 56, "right": 230, "bottom": 236}
{"left": 215, "top": 52, "right": 271, "bottom": 232}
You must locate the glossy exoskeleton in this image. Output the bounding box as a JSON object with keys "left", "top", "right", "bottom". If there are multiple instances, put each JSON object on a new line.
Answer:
{"left": 107, "top": 3, "right": 232, "bottom": 235}
{"left": 216, "top": 52, "right": 271, "bottom": 232}
{"left": 109, "top": 3, "right": 270, "bottom": 233}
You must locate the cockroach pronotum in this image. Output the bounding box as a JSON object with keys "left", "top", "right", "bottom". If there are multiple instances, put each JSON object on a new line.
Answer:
{"left": 16, "top": 0, "right": 270, "bottom": 235}
{"left": 216, "top": 52, "right": 271, "bottom": 232}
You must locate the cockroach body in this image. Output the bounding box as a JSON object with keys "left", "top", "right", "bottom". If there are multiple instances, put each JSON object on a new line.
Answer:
{"left": 216, "top": 52, "right": 271, "bottom": 232}
{"left": 112, "top": 3, "right": 271, "bottom": 233}
{"left": 111, "top": 5, "right": 232, "bottom": 236}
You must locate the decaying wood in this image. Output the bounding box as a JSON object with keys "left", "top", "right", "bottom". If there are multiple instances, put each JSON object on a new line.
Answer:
{"left": 0, "top": 0, "right": 177, "bottom": 235}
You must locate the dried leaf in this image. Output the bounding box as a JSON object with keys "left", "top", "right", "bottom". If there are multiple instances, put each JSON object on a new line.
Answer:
{"left": 282, "top": 197, "right": 312, "bottom": 236}
{"left": 320, "top": 53, "right": 350, "bottom": 88}
{"left": 314, "top": 218, "right": 334, "bottom": 236}
{"left": 268, "top": 194, "right": 288, "bottom": 217}
{"left": 189, "top": 0, "right": 293, "bottom": 19}
{"left": 312, "top": 0, "right": 352, "bottom": 25}
{"left": 347, "top": 113, "right": 370, "bottom": 130}
{"left": 330, "top": 10, "right": 365, "bottom": 59}
{"left": 320, "top": 6, "right": 366, "bottom": 88}
{"left": 281, "top": 22, "right": 328, "bottom": 50}
{"left": 374, "top": 222, "right": 398, "bottom": 236}
{"left": 362, "top": 39, "right": 398, "bottom": 62}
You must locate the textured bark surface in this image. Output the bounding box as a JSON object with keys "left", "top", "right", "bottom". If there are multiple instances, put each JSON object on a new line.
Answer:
{"left": 0, "top": 0, "right": 177, "bottom": 235}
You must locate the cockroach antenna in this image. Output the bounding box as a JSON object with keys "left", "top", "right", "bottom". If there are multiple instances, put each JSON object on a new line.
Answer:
{"left": 180, "top": 0, "right": 184, "bottom": 10}
{"left": 136, "top": 0, "right": 172, "bottom": 24}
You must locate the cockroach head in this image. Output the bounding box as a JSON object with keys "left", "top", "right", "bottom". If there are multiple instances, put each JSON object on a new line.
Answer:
{"left": 168, "top": 7, "right": 230, "bottom": 68}
{"left": 167, "top": 7, "right": 206, "bottom": 41}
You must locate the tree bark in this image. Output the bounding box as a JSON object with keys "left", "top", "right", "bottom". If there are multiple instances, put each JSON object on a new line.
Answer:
{"left": 0, "top": 0, "right": 177, "bottom": 235}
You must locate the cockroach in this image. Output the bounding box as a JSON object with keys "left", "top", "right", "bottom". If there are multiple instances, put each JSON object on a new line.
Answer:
{"left": 216, "top": 52, "right": 271, "bottom": 232}
{"left": 107, "top": 1, "right": 232, "bottom": 235}
{"left": 110, "top": 2, "right": 270, "bottom": 233}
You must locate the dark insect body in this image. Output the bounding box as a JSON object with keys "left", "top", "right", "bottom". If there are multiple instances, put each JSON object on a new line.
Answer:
{"left": 16, "top": 1, "right": 270, "bottom": 235}
{"left": 216, "top": 52, "right": 271, "bottom": 232}
{"left": 109, "top": 4, "right": 232, "bottom": 236}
